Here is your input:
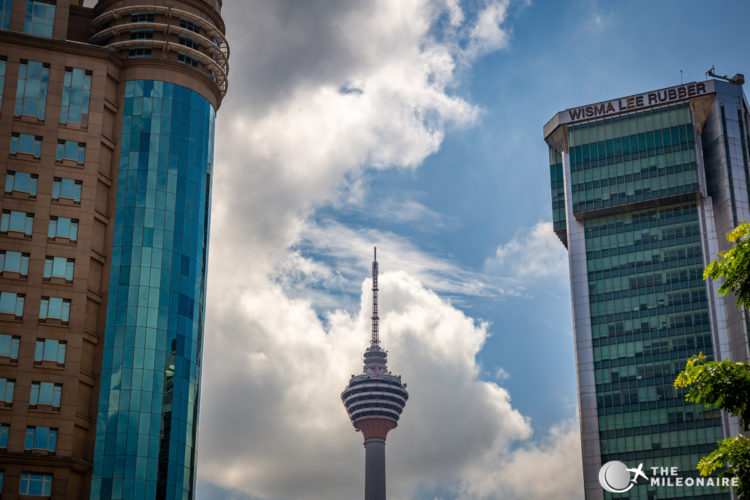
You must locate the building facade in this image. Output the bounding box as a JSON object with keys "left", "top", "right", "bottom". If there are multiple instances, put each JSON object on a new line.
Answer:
{"left": 545, "top": 78, "right": 750, "bottom": 499}
{"left": 0, "top": 1, "right": 228, "bottom": 498}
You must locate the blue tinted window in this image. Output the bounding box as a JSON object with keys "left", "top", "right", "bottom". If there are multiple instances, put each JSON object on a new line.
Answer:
{"left": 10, "top": 133, "right": 42, "bottom": 157}
{"left": 0, "top": 334, "right": 19, "bottom": 359}
{"left": 0, "top": 0, "right": 11, "bottom": 30}
{"left": 43, "top": 256, "right": 74, "bottom": 281}
{"left": 177, "top": 52, "right": 198, "bottom": 68}
{"left": 23, "top": 0, "right": 55, "bottom": 38}
{"left": 0, "top": 378, "right": 14, "bottom": 402}
{"left": 128, "top": 47, "right": 151, "bottom": 58}
{"left": 0, "top": 423, "right": 7, "bottom": 447}
{"left": 56, "top": 140, "right": 85, "bottom": 163}
{"left": 0, "top": 250, "right": 30, "bottom": 275}
{"left": 52, "top": 178, "right": 82, "bottom": 202}
{"left": 180, "top": 18, "right": 199, "bottom": 33}
{"left": 0, "top": 292, "right": 23, "bottom": 316}
{"left": 5, "top": 171, "right": 38, "bottom": 196}
{"left": 48, "top": 216, "right": 78, "bottom": 240}
{"left": 0, "top": 59, "right": 5, "bottom": 112}
{"left": 19, "top": 472, "right": 52, "bottom": 495}
{"left": 35, "top": 339, "right": 66, "bottom": 363}
{"left": 39, "top": 297, "right": 70, "bottom": 321}
{"left": 25, "top": 426, "right": 57, "bottom": 451}
{"left": 1, "top": 210, "right": 33, "bottom": 235}
{"left": 131, "top": 12, "right": 153, "bottom": 23}
{"left": 60, "top": 68, "right": 91, "bottom": 124}
{"left": 14, "top": 60, "right": 49, "bottom": 118}
{"left": 29, "top": 381, "right": 61, "bottom": 406}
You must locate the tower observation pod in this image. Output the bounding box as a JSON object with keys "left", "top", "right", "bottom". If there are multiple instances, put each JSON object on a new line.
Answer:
{"left": 342, "top": 248, "right": 409, "bottom": 500}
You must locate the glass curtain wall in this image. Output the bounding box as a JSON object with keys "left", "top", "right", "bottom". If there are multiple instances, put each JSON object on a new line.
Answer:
{"left": 91, "top": 80, "right": 215, "bottom": 500}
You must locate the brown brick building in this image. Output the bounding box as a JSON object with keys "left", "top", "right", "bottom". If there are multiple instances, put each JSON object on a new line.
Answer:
{"left": 0, "top": 1, "right": 228, "bottom": 498}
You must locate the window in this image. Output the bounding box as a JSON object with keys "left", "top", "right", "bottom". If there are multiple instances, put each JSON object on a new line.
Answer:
{"left": 48, "top": 217, "right": 77, "bottom": 240}
{"left": 43, "top": 256, "right": 73, "bottom": 281}
{"left": 60, "top": 68, "right": 91, "bottom": 125}
{"left": 128, "top": 47, "right": 152, "bottom": 58}
{"left": 14, "top": 60, "right": 49, "bottom": 119}
{"left": 178, "top": 35, "right": 200, "bottom": 50}
{"left": 19, "top": 472, "right": 53, "bottom": 496}
{"left": 177, "top": 53, "right": 198, "bottom": 68}
{"left": 130, "top": 30, "right": 153, "bottom": 40}
{"left": 52, "top": 178, "right": 81, "bottom": 202}
{"left": 0, "top": 424, "right": 7, "bottom": 447}
{"left": 29, "top": 382, "right": 61, "bottom": 407}
{"left": 39, "top": 297, "right": 70, "bottom": 322}
{"left": 5, "top": 171, "right": 38, "bottom": 196}
{"left": 35, "top": 339, "right": 65, "bottom": 363}
{"left": 0, "top": 0, "right": 11, "bottom": 30}
{"left": 0, "top": 250, "right": 30, "bottom": 276}
{"left": 180, "top": 18, "right": 200, "bottom": 34}
{"left": 1, "top": 210, "right": 34, "bottom": 235}
{"left": 10, "top": 133, "right": 42, "bottom": 157}
{"left": 0, "top": 378, "right": 13, "bottom": 403}
{"left": 0, "top": 58, "right": 6, "bottom": 112}
{"left": 56, "top": 140, "right": 85, "bottom": 163}
{"left": 23, "top": 0, "right": 55, "bottom": 38}
{"left": 0, "top": 334, "right": 19, "bottom": 359}
{"left": 25, "top": 426, "right": 57, "bottom": 451}
{"left": 0, "top": 292, "right": 23, "bottom": 316}
{"left": 131, "top": 12, "right": 154, "bottom": 23}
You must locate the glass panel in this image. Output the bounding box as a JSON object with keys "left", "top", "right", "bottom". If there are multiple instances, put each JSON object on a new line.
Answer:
{"left": 0, "top": 292, "right": 17, "bottom": 314}
{"left": 23, "top": 0, "right": 55, "bottom": 38}
{"left": 61, "top": 68, "right": 91, "bottom": 124}
{"left": 14, "top": 60, "right": 49, "bottom": 118}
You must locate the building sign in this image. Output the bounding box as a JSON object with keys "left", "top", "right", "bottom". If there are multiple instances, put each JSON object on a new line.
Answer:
{"left": 558, "top": 80, "right": 715, "bottom": 126}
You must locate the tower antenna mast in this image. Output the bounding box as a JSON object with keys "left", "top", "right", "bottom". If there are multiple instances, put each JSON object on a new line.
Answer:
{"left": 371, "top": 247, "right": 379, "bottom": 346}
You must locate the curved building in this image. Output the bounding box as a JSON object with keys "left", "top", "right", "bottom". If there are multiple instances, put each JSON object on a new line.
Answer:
{"left": 342, "top": 248, "right": 408, "bottom": 500}
{"left": 0, "top": 1, "right": 228, "bottom": 498}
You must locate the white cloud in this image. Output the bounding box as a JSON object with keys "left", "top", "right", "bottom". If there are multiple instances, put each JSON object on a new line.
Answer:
{"left": 467, "top": 0, "right": 512, "bottom": 57}
{"left": 296, "top": 220, "right": 523, "bottom": 301}
{"left": 488, "top": 221, "right": 568, "bottom": 280}
{"left": 494, "top": 366, "right": 510, "bottom": 381}
{"left": 195, "top": 1, "right": 582, "bottom": 499}
{"left": 460, "top": 420, "right": 584, "bottom": 500}
{"left": 200, "top": 271, "right": 582, "bottom": 500}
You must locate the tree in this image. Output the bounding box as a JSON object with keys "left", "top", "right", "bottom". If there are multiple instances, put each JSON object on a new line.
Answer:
{"left": 704, "top": 222, "right": 750, "bottom": 308}
{"left": 674, "top": 354, "right": 750, "bottom": 495}
{"left": 674, "top": 222, "right": 750, "bottom": 498}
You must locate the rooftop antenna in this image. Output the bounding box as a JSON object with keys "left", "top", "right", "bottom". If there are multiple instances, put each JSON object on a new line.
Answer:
{"left": 707, "top": 66, "right": 745, "bottom": 85}
{"left": 680, "top": 69, "right": 683, "bottom": 84}
{"left": 371, "top": 247, "right": 379, "bottom": 346}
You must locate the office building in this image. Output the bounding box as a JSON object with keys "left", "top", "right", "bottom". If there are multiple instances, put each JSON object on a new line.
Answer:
{"left": 0, "top": 1, "right": 228, "bottom": 498}
{"left": 342, "top": 249, "right": 409, "bottom": 500}
{"left": 544, "top": 76, "right": 750, "bottom": 499}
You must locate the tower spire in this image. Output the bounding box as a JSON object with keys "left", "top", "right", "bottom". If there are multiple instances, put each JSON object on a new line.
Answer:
{"left": 371, "top": 246, "right": 379, "bottom": 346}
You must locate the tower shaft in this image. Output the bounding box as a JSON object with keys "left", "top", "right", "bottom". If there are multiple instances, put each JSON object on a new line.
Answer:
{"left": 365, "top": 438, "right": 386, "bottom": 500}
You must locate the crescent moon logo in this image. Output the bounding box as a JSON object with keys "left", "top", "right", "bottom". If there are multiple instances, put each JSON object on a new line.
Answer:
{"left": 598, "top": 461, "right": 635, "bottom": 494}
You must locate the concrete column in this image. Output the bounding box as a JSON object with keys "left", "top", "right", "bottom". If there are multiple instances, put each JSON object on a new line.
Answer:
{"left": 364, "top": 438, "right": 386, "bottom": 500}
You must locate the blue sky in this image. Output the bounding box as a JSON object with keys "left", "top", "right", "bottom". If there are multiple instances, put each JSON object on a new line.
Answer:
{"left": 195, "top": 1, "right": 750, "bottom": 499}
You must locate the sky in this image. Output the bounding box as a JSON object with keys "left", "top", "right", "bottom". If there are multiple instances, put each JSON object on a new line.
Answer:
{"left": 192, "top": 1, "right": 750, "bottom": 499}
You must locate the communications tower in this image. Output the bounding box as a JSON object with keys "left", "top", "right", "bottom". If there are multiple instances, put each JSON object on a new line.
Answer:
{"left": 342, "top": 248, "right": 409, "bottom": 500}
